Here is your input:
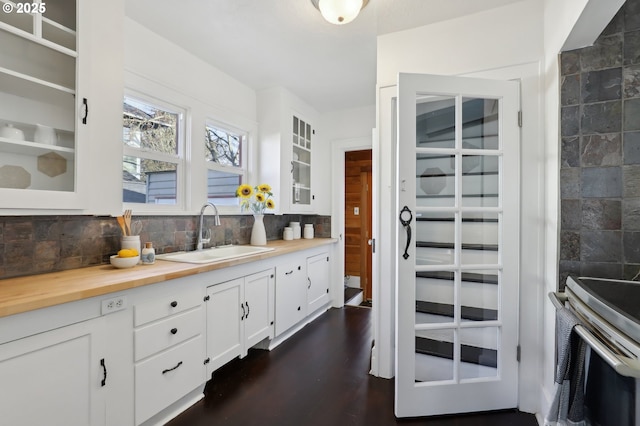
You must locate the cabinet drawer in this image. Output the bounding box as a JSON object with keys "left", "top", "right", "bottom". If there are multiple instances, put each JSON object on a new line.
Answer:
{"left": 134, "top": 307, "right": 203, "bottom": 361}
{"left": 134, "top": 286, "right": 202, "bottom": 326}
{"left": 135, "top": 335, "right": 205, "bottom": 425}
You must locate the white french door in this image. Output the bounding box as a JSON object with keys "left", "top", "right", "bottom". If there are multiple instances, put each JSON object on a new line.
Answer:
{"left": 395, "top": 73, "right": 520, "bottom": 417}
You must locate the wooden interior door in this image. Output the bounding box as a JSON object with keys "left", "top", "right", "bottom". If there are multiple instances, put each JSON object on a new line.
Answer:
{"left": 360, "top": 168, "right": 372, "bottom": 300}
{"left": 344, "top": 150, "right": 373, "bottom": 300}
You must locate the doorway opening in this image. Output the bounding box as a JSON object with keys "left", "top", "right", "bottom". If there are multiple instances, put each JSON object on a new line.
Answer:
{"left": 343, "top": 149, "right": 373, "bottom": 308}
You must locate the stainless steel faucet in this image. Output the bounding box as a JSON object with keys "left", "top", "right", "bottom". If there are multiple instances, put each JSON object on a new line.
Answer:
{"left": 196, "top": 202, "right": 221, "bottom": 250}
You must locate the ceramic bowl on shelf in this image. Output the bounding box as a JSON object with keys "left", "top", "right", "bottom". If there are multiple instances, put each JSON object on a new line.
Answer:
{"left": 110, "top": 254, "right": 140, "bottom": 269}
{"left": 0, "top": 124, "right": 24, "bottom": 141}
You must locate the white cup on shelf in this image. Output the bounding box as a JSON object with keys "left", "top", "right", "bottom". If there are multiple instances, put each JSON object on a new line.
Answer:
{"left": 34, "top": 124, "right": 57, "bottom": 145}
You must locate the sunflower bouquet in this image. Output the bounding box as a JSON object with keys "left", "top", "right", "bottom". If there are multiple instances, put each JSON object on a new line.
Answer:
{"left": 236, "top": 183, "right": 276, "bottom": 214}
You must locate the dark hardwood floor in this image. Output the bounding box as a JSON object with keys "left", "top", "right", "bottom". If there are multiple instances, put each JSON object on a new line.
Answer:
{"left": 168, "top": 306, "right": 538, "bottom": 426}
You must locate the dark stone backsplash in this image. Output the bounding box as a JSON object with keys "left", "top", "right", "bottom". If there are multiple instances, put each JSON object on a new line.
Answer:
{"left": 0, "top": 214, "right": 331, "bottom": 279}
{"left": 559, "top": 0, "right": 640, "bottom": 286}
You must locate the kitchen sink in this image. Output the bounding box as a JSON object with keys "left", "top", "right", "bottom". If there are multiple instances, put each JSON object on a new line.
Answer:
{"left": 156, "top": 245, "right": 274, "bottom": 264}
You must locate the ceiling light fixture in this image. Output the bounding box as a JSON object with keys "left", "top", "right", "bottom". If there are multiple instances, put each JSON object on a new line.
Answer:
{"left": 310, "top": 0, "right": 369, "bottom": 25}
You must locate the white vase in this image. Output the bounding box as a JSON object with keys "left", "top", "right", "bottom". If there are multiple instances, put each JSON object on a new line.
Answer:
{"left": 251, "top": 214, "right": 267, "bottom": 246}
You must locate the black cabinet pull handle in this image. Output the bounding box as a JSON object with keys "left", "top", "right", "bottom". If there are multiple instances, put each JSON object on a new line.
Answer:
{"left": 170, "top": 328, "right": 178, "bottom": 335}
{"left": 241, "top": 303, "right": 246, "bottom": 320}
{"left": 297, "top": 306, "right": 301, "bottom": 311}
{"left": 82, "top": 98, "right": 88, "bottom": 124}
{"left": 399, "top": 206, "right": 413, "bottom": 260}
{"left": 170, "top": 301, "right": 178, "bottom": 308}
{"left": 308, "top": 277, "right": 311, "bottom": 289}
{"left": 162, "top": 361, "right": 183, "bottom": 375}
{"left": 100, "top": 358, "right": 107, "bottom": 387}
{"left": 285, "top": 270, "right": 294, "bottom": 275}
{"left": 245, "top": 302, "right": 250, "bottom": 318}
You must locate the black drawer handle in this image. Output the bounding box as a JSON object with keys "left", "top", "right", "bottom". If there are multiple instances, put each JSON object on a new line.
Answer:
{"left": 170, "top": 301, "right": 178, "bottom": 308}
{"left": 170, "top": 328, "right": 178, "bottom": 335}
{"left": 285, "top": 270, "right": 294, "bottom": 275}
{"left": 162, "top": 361, "right": 183, "bottom": 374}
{"left": 297, "top": 306, "right": 301, "bottom": 311}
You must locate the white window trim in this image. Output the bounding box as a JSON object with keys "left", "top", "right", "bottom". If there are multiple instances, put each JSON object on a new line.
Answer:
{"left": 204, "top": 118, "right": 251, "bottom": 214}
{"left": 122, "top": 90, "right": 188, "bottom": 213}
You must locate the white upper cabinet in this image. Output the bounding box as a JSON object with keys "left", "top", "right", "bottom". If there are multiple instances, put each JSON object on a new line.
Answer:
{"left": 258, "top": 87, "right": 318, "bottom": 214}
{"left": 0, "top": 0, "right": 123, "bottom": 211}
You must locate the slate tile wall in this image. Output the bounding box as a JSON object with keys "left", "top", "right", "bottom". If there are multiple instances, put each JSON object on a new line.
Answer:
{"left": 559, "top": 0, "right": 640, "bottom": 286}
{"left": 0, "top": 214, "right": 331, "bottom": 279}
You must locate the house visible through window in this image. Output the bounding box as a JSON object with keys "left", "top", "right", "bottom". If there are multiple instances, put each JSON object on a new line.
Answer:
{"left": 122, "top": 95, "right": 184, "bottom": 205}
{"left": 205, "top": 122, "right": 246, "bottom": 206}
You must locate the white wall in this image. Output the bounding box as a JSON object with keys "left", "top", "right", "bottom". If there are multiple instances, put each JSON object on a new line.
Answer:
{"left": 124, "top": 18, "right": 256, "bottom": 123}
{"left": 122, "top": 18, "right": 258, "bottom": 214}
{"left": 321, "top": 104, "right": 376, "bottom": 215}
{"left": 377, "top": 0, "right": 543, "bottom": 86}
{"left": 376, "top": 0, "right": 545, "bottom": 415}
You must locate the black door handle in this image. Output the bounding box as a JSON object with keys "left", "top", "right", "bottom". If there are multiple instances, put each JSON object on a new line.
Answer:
{"left": 100, "top": 358, "right": 107, "bottom": 387}
{"left": 399, "top": 206, "right": 413, "bottom": 260}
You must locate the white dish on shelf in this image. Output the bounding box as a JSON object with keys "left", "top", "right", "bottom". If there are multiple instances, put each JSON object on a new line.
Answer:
{"left": 0, "top": 124, "right": 24, "bottom": 141}
{"left": 34, "top": 124, "right": 57, "bottom": 145}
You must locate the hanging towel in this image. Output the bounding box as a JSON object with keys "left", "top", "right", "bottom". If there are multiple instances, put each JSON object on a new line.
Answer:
{"left": 545, "top": 306, "right": 587, "bottom": 426}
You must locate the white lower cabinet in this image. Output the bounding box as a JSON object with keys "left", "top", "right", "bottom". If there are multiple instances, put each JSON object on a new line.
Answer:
{"left": 275, "top": 250, "right": 331, "bottom": 337}
{"left": 135, "top": 335, "right": 205, "bottom": 425}
{"left": 0, "top": 316, "right": 107, "bottom": 426}
{"left": 205, "top": 269, "right": 274, "bottom": 376}
{"left": 307, "top": 252, "right": 331, "bottom": 314}
{"left": 0, "top": 242, "right": 334, "bottom": 426}
{"left": 133, "top": 285, "right": 206, "bottom": 426}
{"left": 275, "top": 260, "right": 308, "bottom": 336}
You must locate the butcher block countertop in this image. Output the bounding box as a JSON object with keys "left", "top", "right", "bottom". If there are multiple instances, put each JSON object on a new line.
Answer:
{"left": 0, "top": 238, "right": 336, "bottom": 318}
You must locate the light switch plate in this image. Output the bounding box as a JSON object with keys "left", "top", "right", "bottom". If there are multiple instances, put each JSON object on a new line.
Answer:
{"left": 354, "top": 207, "right": 359, "bottom": 215}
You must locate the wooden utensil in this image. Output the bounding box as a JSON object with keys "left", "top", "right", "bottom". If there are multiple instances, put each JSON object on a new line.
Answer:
{"left": 123, "top": 209, "right": 132, "bottom": 236}
{"left": 116, "top": 216, "right": 127, "bottom": 236}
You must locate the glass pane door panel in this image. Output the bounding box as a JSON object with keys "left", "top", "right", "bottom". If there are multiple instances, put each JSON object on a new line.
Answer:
{"left": 43, "top": 0, "right": 76, "bottom": 32}
{"left": 459, "top": 327, "right": 499, "bottom": 380}
{"left": 415, "top": 212, "right": 455, "bottom": 265}
{"left": 416, "top": 154, "right": 454, "bottom": 208}
{"left": 462, "top": 155, "right": 499, "bottom": 207}
{"left": 415, "top": 329, "right": 455, "bottom": 382}
{"left": 461, "top": 212, "right": 499, "bottom": 265}
{"left": 460, "top": 270, "right": 499, "bottom": 321}
{"left": 416, "top": 96, "right": 456, "bottom": 149}
{"left": 0, "top": 29, "right": 76, "bottom": 89}
{"left": 0, "top": 3, "right": 33, "bottom": 33}
{"left": 461, "top": 98, "right": 499, "bottom": 150}
{"left": 416, "top": 271, "right": 455, "bottom": 325}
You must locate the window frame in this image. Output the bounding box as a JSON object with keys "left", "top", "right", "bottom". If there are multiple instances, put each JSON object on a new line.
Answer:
{"left": 122, "top": 90, "right": 187, "bottom": 212}
{"left": 204, "top": 118, "right": 249, "bottom": 211}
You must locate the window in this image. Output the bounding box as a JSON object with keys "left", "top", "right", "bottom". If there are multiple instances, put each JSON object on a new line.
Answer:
{"left": 122, "top": 95, "right": 185, "bottom": 206}
{"left": 205, "top": 121, "right": 247, "bottom": 206}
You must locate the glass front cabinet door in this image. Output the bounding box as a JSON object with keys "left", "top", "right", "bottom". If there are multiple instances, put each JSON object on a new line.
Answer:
{"left": 291, "top": 115, "right": 312, "bottom": 211}
{"left": 0, "top": 0, "right": 88, "bottom": 209}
